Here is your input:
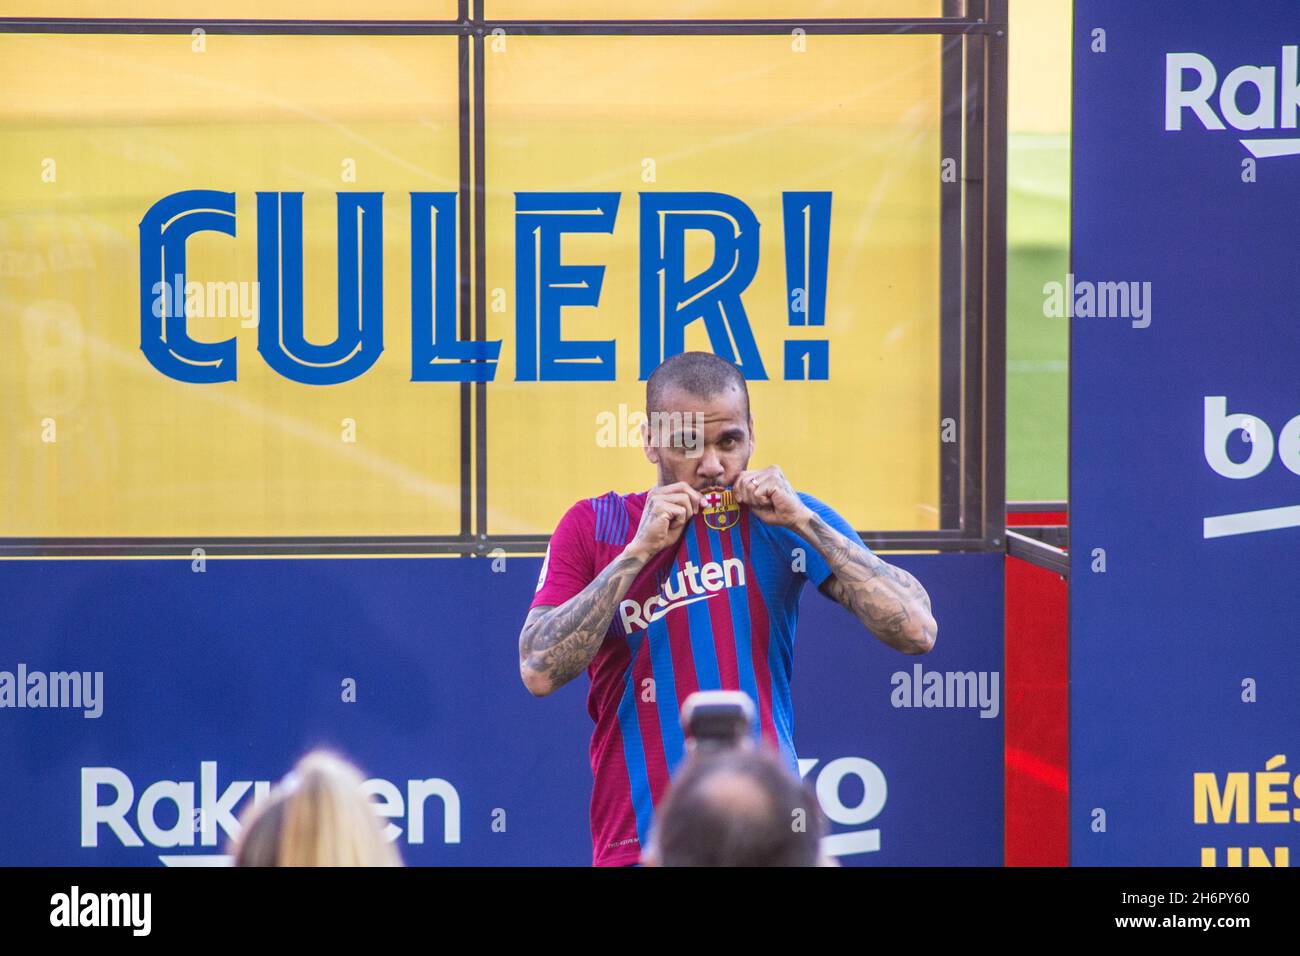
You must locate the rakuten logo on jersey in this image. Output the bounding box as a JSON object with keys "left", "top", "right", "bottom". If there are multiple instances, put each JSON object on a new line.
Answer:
{"left": 618, "top": 557, "right": 745, "bottom": 635}
{"left": 1166, "top": 46, "right": 1300, "bottom": 158}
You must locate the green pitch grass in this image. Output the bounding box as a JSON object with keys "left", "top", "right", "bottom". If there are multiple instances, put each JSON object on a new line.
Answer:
{"left": 1006, "top": 133, "right": 1069, "bottom": 503}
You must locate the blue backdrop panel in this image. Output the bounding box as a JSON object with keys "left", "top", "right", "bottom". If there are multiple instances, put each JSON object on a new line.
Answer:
{"left": 0, "top": 552, "right": 1001, "bottom": 866}
{"left": 1072, "top": 0, "right": 1300, "bottom": 865}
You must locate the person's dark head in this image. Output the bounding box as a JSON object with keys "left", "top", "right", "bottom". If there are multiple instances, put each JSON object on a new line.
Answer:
{"left": 645, "top": 746, "right": 825, "bottom": 867}
{"left": 642, "top": 351, "right": 753, "bottom": 491}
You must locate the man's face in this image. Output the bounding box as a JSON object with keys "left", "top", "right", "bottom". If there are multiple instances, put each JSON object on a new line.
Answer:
{"left": 641, "top": 384, "right": 754, "bottom": 491}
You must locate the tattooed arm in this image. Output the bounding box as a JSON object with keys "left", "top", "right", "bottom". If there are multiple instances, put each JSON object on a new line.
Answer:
{"left": 519, "top": 550, "right": 647, "bottom": 697}
{"left": 519, "top": 481, "right": 702, "bottom": 697}
{"left": 799, "top": 511, "right": 937, "bottom": 655}
{"left": 732, "top": 465, "right": 936, "bottom": 656}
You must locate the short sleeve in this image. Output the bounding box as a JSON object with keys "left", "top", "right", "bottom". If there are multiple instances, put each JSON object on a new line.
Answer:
{"left": 794, "top": 493, "right": 873, "bottom": 589}
{"left": 530, "top": 499, "right": 598, "bottom": 610}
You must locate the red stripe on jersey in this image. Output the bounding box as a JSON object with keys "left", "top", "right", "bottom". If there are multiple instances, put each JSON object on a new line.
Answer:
{"left": 738, "top": 510, "right": 779, "bottom": 750}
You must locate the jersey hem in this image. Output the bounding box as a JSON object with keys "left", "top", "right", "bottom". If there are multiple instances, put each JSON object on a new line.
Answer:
{"left": 593, "top": 846, "right": 644, "bottom": 868}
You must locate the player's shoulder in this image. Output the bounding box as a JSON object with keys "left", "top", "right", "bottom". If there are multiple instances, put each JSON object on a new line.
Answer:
{"left": 777, "top": 490, "right": 852, "bottom": 539}
{"left": 588, "top": 490, "right": 649, "bottom": 545}
{"left": 556, "top": 490, "right": 646, "bottom": 539}
{"left": 574, "top": 489, "right": 647, "bottom": 511}
{"left": 790, "top": 490, "right": 866, "bottom": 546}
{"left": 794, "top": 490, "right": 841, "bottom": 518}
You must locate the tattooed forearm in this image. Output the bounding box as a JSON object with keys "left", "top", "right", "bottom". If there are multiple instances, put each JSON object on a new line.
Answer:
{"left": 799, "top": 513, "right": 937, "bottom": 654}
{"left": 519, "top": 551, "right": 646, "bottom": 695}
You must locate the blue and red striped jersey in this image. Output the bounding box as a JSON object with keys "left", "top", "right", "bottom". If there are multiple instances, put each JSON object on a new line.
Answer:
{"left": 530, "top": 487, "right": 870, "bottom": 867}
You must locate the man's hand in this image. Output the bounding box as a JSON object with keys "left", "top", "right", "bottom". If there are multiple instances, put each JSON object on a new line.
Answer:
{"left": 733, "top": 465, "right": 812, "bottom": 530}
{"left": 626, "top": 481, "right": 702, "bottom": 560}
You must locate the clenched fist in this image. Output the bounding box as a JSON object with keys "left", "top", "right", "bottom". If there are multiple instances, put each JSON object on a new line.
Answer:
{"left": 625, "top": 482, "right": 703, "bottom": 561}
{"left": 733, "top": 465, "right": 811, "bottom": 529}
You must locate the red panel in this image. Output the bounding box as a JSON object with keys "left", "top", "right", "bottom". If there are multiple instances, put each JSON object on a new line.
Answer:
{"left": 1004, "top": 510, "right": 1068, "bottom": 866}
{"left": 1008, "top": 511, "right": 1066, "bottom": 526}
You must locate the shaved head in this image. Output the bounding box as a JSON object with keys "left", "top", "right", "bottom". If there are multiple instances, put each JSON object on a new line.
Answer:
{"left": 646, "top": 351, "right": 750, "bottom": 420}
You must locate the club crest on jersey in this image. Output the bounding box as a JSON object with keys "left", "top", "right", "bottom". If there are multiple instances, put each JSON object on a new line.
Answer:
{"left": 701, "top": 486, "right": 739, "bottom": 531}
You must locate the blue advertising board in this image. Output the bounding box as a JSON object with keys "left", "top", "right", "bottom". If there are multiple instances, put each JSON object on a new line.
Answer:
{"left": 1072, "top": 0, "right": 1300, "bottom": 866}
{"left": 0, "top": 553, "right": 1002, "bottom": 866}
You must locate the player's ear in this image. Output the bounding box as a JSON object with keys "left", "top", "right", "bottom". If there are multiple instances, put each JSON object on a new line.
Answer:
{"left": 641, "top": 417, "right": 659, "bottom": 465}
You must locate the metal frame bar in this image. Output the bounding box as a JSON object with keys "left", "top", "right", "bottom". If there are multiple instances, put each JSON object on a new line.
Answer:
{"left": 0, "top": 4, "right": 1009, "bottom": 559}
{"left": 1006, "top": 530, "right": 1069, "bottom": 578}
{"left": 938, "top": 0, "right": 964, "bottom": 530}
{"left": 1007, "top": 500, "right": 1067, "bottom": 514}
{"left": 960, "top": 1, "right": 988, "bottom": 548}
{"left": 458, "top": 24, "right": 473, "bottom": 540}
{"left": 0, "top": 528, "right": 1000, "bottom": 558}
{"left": 473, "top": 15, "right": 489, "bottom": 549}
{"left": 1007, "top": 524, "right": 1069, "bottom": 549}
{"left": 982, "top": 0, "right": 1009, "bottom": 553}
{"left": 0, "top": 17, "right": 995, "bottom": 36}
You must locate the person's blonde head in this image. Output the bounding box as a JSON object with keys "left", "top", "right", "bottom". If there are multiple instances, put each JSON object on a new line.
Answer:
{"left": 231, "top": 750, "right": 401, "bottom": 867}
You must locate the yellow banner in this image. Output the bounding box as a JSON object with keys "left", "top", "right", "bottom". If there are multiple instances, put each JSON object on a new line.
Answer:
{"left": 0, "top": 30, "right": 944, "bottom": 539}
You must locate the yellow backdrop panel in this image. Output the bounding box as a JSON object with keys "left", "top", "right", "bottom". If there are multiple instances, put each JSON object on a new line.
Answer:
{"left": 1, "top": 30, "right": 946, "bottom": 540}
{"left": 0, "top": 34, "right": 462, "bottom": 536}
{"left": 484, "top": 34, "right": 942, "bottom": 535}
